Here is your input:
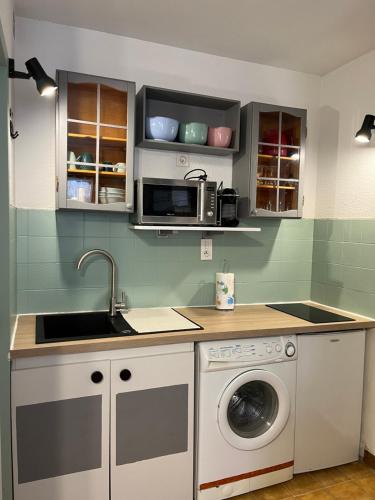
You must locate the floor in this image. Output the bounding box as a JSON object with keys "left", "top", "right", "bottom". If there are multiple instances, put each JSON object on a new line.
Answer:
{"left": 235, "top": 462, "right": 375, "bottom": 499}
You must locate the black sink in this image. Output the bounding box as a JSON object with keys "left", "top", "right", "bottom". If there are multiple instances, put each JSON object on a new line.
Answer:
{"left": 36, "top": 311, "right": 137, "bottom": 344}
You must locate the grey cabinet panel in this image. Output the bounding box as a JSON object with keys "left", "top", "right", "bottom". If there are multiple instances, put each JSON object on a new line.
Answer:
{"left": 16, "top": 395, "right": 102, "bottom": 483}
{"left": 116, "top": 384, "right": 188, "bottom": 465}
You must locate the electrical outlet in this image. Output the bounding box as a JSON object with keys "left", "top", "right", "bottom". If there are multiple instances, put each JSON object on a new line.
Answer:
{"left": 176, "top": 153, "right": 190, "bottom": 167}
{"left": 201, "top": 238, "right": 212, "bottom": 261}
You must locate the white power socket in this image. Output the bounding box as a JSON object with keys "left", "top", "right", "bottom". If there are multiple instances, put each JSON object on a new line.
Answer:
{"left": 201, "top": 238, "right": 212, "bottom": 260}
{"left": 176, "top": 154, "right": 190, "bottom": 167}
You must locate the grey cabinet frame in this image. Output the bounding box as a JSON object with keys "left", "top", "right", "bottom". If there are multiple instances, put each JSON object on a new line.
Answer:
{"left": 233, "top": 102, "right": 307, "bottom": 218}
{"left": 56, "top": 70, "right": 135, "bottom": 212}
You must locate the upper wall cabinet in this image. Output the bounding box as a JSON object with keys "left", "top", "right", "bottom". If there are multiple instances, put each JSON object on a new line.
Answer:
{"left": 136, "top": 86, "right": 240, "bottom": 156}
{"left": 233, "top": 102, "right": 307, "bottom": 218}
{"left": 56, "top": 71, "right": 136, "bottom": 212}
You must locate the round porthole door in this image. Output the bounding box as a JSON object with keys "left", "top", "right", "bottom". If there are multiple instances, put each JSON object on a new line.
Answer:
{"left": 217, "top": 369, "right": 291, "bottom": 451}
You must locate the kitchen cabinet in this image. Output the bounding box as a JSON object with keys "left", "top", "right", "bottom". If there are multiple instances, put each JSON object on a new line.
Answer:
{"left": 12, "top": 344, "right": 194, "bottom": 500}
{"left": 12, "top": 360, "right": 110, "bottom": 500}
{"left": 111, "top": 351, "right": 194, "bottom": 500}
{"left": 56, "top": 71, "right": 135, "bottom": 212}
{"left": 233, "top": 102, "right": 306, "bottom": 218}
{"left": 294, "top": 330, "right": 365, "bottom": 472}
{"left": 136, "top": 85, "right": 240, "bottom": 156}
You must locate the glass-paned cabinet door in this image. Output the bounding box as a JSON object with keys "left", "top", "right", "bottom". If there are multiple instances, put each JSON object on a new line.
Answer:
{"left": 56, "top": 71, "right": 135, "bottom": 212}
{"left": 253, "top": 103, "right": 306, "bottom": 218}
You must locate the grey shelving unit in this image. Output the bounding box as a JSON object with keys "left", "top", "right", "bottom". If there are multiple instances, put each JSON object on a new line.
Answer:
{"left": 136, "top": 86, "right": 240, "bottom": 156}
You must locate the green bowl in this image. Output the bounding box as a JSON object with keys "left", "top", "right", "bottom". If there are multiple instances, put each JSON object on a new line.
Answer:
{"left": 178, "top": 122, "right": 208, "bottom": 145}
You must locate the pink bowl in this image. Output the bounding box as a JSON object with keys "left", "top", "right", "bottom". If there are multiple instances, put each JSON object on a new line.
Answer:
{"left": 207, "top": 127, "right": 232, "bottom": 148}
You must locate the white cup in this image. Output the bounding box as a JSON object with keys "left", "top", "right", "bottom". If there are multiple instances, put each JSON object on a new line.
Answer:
{"left": 68, "top": 151, "right": 76, "bottom": 163}
{"left": 78, "top": 187, "right": 87, "bottom": 202}
{"left": 115, "top": 162, "right": 126, "bottom": 172}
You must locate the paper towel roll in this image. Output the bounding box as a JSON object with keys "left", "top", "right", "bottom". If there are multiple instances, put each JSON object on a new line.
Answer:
{"left": 216, "top": 272, "right": 235, "bottom": 310}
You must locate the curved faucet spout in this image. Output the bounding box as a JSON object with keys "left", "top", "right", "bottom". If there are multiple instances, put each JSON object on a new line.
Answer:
{"left": 76, "top": 249, "right": 125, "bottom": 316}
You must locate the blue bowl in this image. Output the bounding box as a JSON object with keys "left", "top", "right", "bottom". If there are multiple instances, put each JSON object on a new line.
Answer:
{"left": 145, "top": 116, "right": 179, "bottom": 142}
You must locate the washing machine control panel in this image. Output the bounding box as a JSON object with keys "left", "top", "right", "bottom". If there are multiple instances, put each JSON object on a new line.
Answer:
{"left": 203, "top": 335, "right": 297, "bottom": 367}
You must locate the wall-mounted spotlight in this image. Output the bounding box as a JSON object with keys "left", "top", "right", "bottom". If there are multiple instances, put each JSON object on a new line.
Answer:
{"left": 9, "top": 57, "right": 57, "bottom": 96}
{"left": 355, "top": 114, "right": 375, "bottom": 143}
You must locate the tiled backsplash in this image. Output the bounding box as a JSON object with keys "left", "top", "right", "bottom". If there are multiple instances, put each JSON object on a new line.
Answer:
{"left": 16, "top": 209, "right": 314, "bottom": 314}
{"left": 311, "top": 219, "right": 375, "bottom": 317}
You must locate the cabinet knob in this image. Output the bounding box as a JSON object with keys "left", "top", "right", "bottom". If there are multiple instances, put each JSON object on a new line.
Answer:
{"left": 120, "top": 369, "right": 132, "bottom": 381}
{"left": 91, "top": 371, "right": 104, "bottom": 384}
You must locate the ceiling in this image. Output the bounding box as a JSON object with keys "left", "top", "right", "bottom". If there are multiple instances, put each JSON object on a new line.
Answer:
{"left": 15, "top": 0, "right": 375, "bottom": 75}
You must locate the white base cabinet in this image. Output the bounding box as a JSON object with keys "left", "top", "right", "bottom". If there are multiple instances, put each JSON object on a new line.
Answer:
{"left": 111, "top": 352, "right": 194, "bottom": 500}
{"left": 12, "top": 344, "right": 194, "bottom": 500}
{"left": 12, "top": 361, "right": 110, "bottom": 500}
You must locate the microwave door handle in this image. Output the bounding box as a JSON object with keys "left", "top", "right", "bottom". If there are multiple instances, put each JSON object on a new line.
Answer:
{"left": 198, "top": 184, "right": 205, "bottom": 222}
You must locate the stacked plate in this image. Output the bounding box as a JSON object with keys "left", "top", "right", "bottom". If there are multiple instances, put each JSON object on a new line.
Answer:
{"left": 99, "top": 187, "right": 125, "bottom": 204}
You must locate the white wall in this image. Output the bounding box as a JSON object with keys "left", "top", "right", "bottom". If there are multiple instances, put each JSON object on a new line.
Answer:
{"left": 14, "top": 17, "right": 321, "bottom": 216}
{"left": 316, "top": 48, "right": 375, "bottom": 219}
{"left": 0, "top": 0, "right": 15, "bottom": 209}
{"left": 0, "top": 0, "right": 13, "bottom": 57}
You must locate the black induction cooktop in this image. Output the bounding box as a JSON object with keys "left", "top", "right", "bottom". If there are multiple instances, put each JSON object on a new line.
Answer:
{"left": 266, "top": 303, "right": 354, "bottom": 324}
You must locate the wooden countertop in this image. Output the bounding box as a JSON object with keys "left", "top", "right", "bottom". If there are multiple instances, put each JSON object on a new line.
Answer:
{"left": 10, "top": 301, "right": 375, "bottom": 359}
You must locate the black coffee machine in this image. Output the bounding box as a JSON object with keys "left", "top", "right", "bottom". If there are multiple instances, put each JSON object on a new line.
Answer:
{"left": 217, "top": 184, "right": 240, "bottom": 227}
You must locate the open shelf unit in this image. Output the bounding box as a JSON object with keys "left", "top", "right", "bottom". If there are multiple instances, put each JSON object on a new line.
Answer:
{"left": 136, "top": 86, "right": 240, "bottom": 156}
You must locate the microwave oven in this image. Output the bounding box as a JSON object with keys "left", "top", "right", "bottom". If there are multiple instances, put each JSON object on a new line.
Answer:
{"left": 132, "top": 177, "right": 217, "bottom": 226}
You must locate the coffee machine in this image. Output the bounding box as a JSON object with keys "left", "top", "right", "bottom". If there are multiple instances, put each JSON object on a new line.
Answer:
{"left": 217, "top": 184, "right": 240, "bottom": 227}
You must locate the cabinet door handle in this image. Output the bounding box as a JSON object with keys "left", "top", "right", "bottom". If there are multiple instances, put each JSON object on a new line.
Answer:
{"left": 120, "top": 369, "right": 132, "bottom": 381}
{"left": 91, "top": 371, "right": 104, "bottom": 384}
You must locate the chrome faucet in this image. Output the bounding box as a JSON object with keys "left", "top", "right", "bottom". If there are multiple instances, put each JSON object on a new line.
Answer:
{"left": 76, "top": 249, "right": 126, "bottom": 317}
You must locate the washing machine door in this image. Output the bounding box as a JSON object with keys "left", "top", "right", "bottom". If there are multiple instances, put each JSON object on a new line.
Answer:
{"left": 218, "top": 369, "right": 291, "bottom": 451}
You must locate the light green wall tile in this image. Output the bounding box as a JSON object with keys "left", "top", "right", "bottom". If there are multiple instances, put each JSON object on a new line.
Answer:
{"left": 311, "top": 219, "right": 375, "bottom": 319}
{"left": 343, "top": 220, "right": 362, "bottom": 243}
{"left": 360, "top": 244, "right": 375, "bottom": 270}
{"left": 16, "top": 236, "right": 28, "bottom": 263}
{"left": 17, "top": 263, "right": 28, "bottom": 291}
{"left": 84, "top": 213, "right": 111, "bottom": 237}
{"left": 18, "top": 213, "right": 375, "bottom": 319}
{"left": 17, "top": 209, "right": 316, "bottom": 314}
{"left": 56, "top": 211, "right": 84, "bottom": 237}
{"left": 342, "top": 243, "right": 363, "bottom": 267}
{"left": 326, "top": 264, "right": 343, "bottom": 286}
{"left": 361, "top": 220, "right": 375, "bottom": 244}
{"left": 16, "top": 209, "right": 28, "bottom": 236}
{"left": 342, "top": 267, "right": 375, "bottom": 294}
{"left": 28, "top": 210, "right": 57, "bottom": 236}
{"left": 83, "top": 237, "right": 111, "bottom": 253}
{"left": 310, "top": 281, "right": 326, "bottom": 303}
{"left": 313, "top": 219, "right": 328, "bottom": 241}
{"left": 326, "top": 219, "right": 345, "bottom": 242}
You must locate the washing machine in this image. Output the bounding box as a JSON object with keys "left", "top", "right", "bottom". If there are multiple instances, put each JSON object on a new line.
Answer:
{"left": 195, "top": 335, "right": 297, "bottom": 500}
